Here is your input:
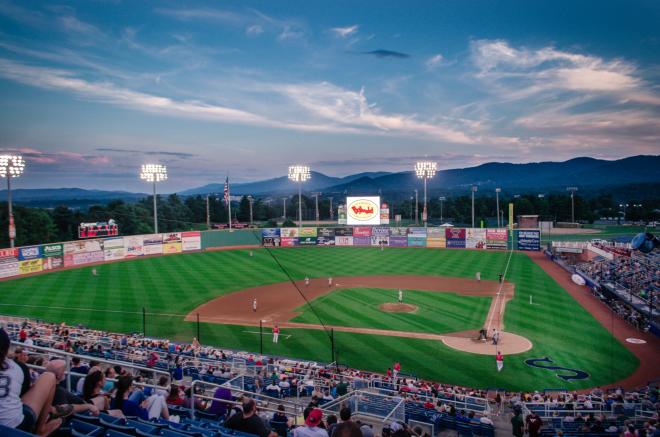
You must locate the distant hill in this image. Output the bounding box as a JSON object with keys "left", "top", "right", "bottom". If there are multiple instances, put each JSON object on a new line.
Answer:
{"left": 3, "top": 156, "right": 659, "bottom": 206}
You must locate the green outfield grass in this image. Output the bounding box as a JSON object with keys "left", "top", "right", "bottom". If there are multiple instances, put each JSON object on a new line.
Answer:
{"left": 0, "top": 247, "right": 639, "bottom": 390}
{"left": 291, "top": 287, "right": 490, "bottom": 334}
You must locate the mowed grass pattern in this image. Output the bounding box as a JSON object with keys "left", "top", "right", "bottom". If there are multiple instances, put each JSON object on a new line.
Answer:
{"left": 0, "top": 247, "right": 638, "bottom": 390}
{"left": 291, "top": 288, "right": 490, "bottom": 334}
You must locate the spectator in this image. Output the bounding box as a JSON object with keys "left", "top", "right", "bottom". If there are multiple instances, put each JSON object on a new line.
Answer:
{"left": 10, "top": 346, "right": 31, "bottom": 396}
{"left": 511, "top": 408, "right": 524, "bottom": 437}
{"left": 336, "top": 378, "right": 348, "bottom": 397}
{"left": 294, "top": 408, "right": 329, "bottom": 437}
{"left": 525, "top": 411, "right": 543, "bottom": 437}
{"left": 271, "top": 404, "right": 289, "bottom": 437}
{"left": 70, "top": 357, "right": 89, "bottom": 375}
{"left": 208, "top": 383, "right": 233, "bottom": 418}
{"left": 225, "top": 397, "right": 277, "bottom": 437}
{"left": 82, "top": 370, "right": 110, "bottom": 411}
{"left": 111, "top": 375, "right": 170, "bottom": 420}
{"left": 45, "top": 359, "right": 99, "bottom": 416}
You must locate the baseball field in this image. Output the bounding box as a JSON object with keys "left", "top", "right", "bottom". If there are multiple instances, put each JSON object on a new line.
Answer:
{"left": 0, "top": 246, "right": 640, "bottom": 391}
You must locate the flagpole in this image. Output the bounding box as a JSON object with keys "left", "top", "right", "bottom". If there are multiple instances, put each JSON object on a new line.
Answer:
{"left": 227, "top": 176, "right": 232, "bottom": 231}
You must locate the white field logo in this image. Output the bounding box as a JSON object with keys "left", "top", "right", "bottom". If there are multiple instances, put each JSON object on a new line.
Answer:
{"left": 348, "top": 198, "right": 378, "bottom": 222}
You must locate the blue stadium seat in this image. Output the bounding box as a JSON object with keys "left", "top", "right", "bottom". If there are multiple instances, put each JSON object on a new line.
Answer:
{"left": 456, "top": 423, "right": 473, "bottom": 437}
{"left": 0, "top": 424, "right": 38, "bottom": 437}
{"left": 70, "top": 419, "right": 105, "bottom": 437}
{"left": 104, "top": 431, "right": 134, "bottom": 437}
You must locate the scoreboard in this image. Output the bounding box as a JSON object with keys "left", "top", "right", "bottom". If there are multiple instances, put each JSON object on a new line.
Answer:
{"left": 78, "top": 221, "right": 119, "bottom": 239}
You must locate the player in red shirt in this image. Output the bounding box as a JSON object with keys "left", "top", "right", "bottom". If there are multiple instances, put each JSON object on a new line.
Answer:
{"left": 272, "top": 324, "right": 280, "bottom": 343}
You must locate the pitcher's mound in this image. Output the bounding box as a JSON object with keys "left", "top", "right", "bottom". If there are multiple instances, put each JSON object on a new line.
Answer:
{"left": 380, "top": 303, "right": 418, "bottom": 313}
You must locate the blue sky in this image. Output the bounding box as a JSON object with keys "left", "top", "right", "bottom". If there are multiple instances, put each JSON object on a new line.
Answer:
{"left": 0, "top": 0, "right": 659, "bottom": 191}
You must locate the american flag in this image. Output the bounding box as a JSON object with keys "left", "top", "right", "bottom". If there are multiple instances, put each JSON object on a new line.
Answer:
{"left": 223, "top": 176, "right": 229, "bottom": 205}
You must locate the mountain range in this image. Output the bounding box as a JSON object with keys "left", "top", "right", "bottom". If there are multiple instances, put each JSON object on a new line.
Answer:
{"left": 1, "top": 155, "right": 658, "bottom": 207}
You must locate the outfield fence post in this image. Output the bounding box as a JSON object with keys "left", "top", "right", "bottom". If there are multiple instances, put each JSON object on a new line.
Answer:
{"left": 331, "top": 328, "right": 336, "bottom": 371}
{"left": 142, "top": 307, "right": 146, "bottom": 337}
{"left": 260, "top": 320, "right": 263, "bottom": 355}
{"left": 196, "top": 313, "right": 200, "bottom": 343}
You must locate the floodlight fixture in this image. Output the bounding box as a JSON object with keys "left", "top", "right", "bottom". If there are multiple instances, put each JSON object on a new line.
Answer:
{"left": 140, "top": 164, "right": 168, "bottom": 233}
{"left": 0, "top": 154, "right": 26, "bottom": 248}
{"left": 414, "top": 161, "right": 437, "bottom": 227}
{"left": 288, "top": 165, "right": 311, "bottom": 228}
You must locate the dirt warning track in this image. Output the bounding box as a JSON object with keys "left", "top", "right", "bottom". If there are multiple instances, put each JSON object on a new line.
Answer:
{"left": 186, "top": 275, "right": 532, "bottom": 355}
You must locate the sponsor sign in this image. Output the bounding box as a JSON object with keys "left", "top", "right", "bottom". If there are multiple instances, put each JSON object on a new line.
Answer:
{"left": 72, "top": 251, "right": 104, "bottom": 266}
{"left": 486, "top": 228, "right": 508, "bottom": 250}
{"left": 446, "top": 238, "right": 466, "bottom": 248}
{"left": 0, "top": 248, "right": 18, "bottom": 258}
{"left": 18, "top": 246, "right": 42, "bottom": 261}
{"left": 389, "top": 227, "right": 408, "bottom": 236}
{"left": 299, "top": 236, "right": 317, "bottom": 245}
{"left": 466, "top": 228, "right": 487, "bottom": 249}
{"left": 182, "top": 231, "right": 201, "bottom": 251}
{"left": 124, "top": 235, "right": 145, "bottom": 257}
{"left": 42, "top": 244, "right": 63, "bottom": 258}
{"left": 380, "top": 204, "right": 390, "bottom": 225}
{"left": 426, "top": 227, "right": 444, "bottom": 236}
{"left": 337, "top": 205, "right": 347, "bottom": 225}
{"left": 352, "top": 236, "right": 371, "bottom": 246}
{"left": 346, "top": 197, "right": 381, "bottom": 225}
{"left": 318, "top": 228, "right": 335, "bottom": 237}
{"left": 426, "top": 237, "right": 446, "bottom": 248}
{"left": 162, "top": 233, "right": 182, "bottom": 254}
{"left": 19, "top": 259, "right": 43, "bottom": 274}
{"left": 0, "top": 257, "right": 19, "bottom": 278}
{"left": 280, "top": 228, "right": 299, "bottom": 238}
{"left": 42, "top": 256, "right": 63, "bottom": 270}
{"left": 335, "top": 236, "right": 354, "bottom": 246}
{"left": 299, "top": 228, "right": 318, "bottom": 238}
{"left": 353, "top": 226, "right": 372, "bottom": 237}
{"left": 64, "top": 240, "right": 103, "bottom": 255}
{"left": 334, "top": 227, "right": 353, "bottom": 236}
{"left": 372, "top": 226, "right": 390, "bottom": 236}
{"left": 371, "top": 235, "right": 389, "bottom": 246}
{"left": 143, "top": 234, "right": 164, "bottom": 255}
{"left": 280, "top": 237, "right": 299, "bottom": 247}
{"left": 317, "top": 236, "right": 335, "bottom": 246}
{"left": 262, "top": 236, "right": 281, "bottom": 247}
{"left": 163, "top": 242, "right": 182, "bottom": 253}
{"left": 103, "top": 237, "right": 125, "bottom": 261}
{"left": 163, "top": 233, "right": 181, "bottom": 243}
{"left": 407, "top": 236, "right": 427, "bottom": 247}
{"left": 262, "top": 228, "right": 280, "bottom": 238}
{"left": 445, "top": 228, "right": 466, "bottom": 239}
{"left": 408, "top": 227, "right": 427, "bottom": 237}
{"left": 516, "top": 229, "right": 541, "bottom": 251}
{"left": 389, "top": 236, "right": 408, "bottom": 247}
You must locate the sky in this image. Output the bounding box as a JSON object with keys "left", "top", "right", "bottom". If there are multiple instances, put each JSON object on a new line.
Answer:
{"left": 0, "top": 0, "right": 659, "bottom": 192}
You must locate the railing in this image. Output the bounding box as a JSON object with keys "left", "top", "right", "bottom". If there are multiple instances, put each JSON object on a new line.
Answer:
{"left": 369, "top": 384, "right": 490, "bottom": 415}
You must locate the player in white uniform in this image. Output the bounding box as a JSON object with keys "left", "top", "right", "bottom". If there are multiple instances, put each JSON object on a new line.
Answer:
{"left": 252, "top": 298, "right": 257, "bottom": 312}
{"left": 398, "top": 289, "right": 403, "bottom": 303}
{"left": 0, "top": 329, "right": 68, "bottom": 435}
{"left": 328, "top": 277, "right": 333, "bottom": 287}
{"left": 304, "top": 277, "right": 310, "bottom": 287}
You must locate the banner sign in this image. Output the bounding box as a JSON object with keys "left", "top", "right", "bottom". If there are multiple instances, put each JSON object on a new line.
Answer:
{"left": 65, "top": 240, "right": 102, "bottom": 255}
{"left": 298, "top": 236, "right": 317, "bottom": 245}
{"left": 299, "top": 228, "right": 318, "bottom": 238}
{"left": 18, "top": 246, "right": 42, "bottom": 261}
{"left": 0, "top": 257, "right": 19, "bottom": 278}
{"left": 280, "top": 228, "right": 299, "bottom": 238}
{"left": 445, "top": 228, "right": 466, "bottom": 240}
{"left": 334, "top": 227, "right": 353, "bottom": 236}
{"left": 41, "top": 244, "right": 63, "bottom": 258}
{"left": 407, "top": 236, "right": 427, "bottom": 247}
{"left": 19, "top": 259, "right": 43, "bottom": 274}
{"left": 517, "top": 230, "right": 541, "bottom": 251}
{"left": 380, "top": 205, "right": 390, "bottom": 225}
{"left": 318, "top": 228, "right": 335, "bottom": 237}
{"left": 389, "top": 236, "right": 408, "bottom": 247}
{"left": 0, "top": 248, "right": 18, "bottom": 258}
{"left": 42, "top": 256, "right": 63, "bottom": 270}
{"left": 262, "top": 228, "right": 280, "bottom": 238}
{"left": 103, "top": 237, "right": 125, "bottom": 261}
{"left": 389, "top": 227, "right": 408, "bottom": 236}
{"left": 72, "top": 251, "right": 104, "bottom": 266}
{"left": 337, "top": 205, "right": 347, "bottom": 224}
{"left": 182, "top": 231, "right": 201, "bottom": 251}
{"left": 466, "top": 228, "right": 487, "bottom": 249}
{"left": 124, "top": 235, "right": 145, "bottom": 257}
{"left": 335, "top": 236, "right": 354, "bottom": 246}
{"left": 372, "top": 227, "right": 390, "bottom": 236}
{"left": 408, "top": 227, "right": 427, "bottom": 237}
{"left": 280, "top": 237, "right": 299, "bottom": 247}
{"left": 426, "top": 237, "right": 446, "bottom": 248}
{"left": 162, "top": 233, "right": 182, "bottom": 254}
{"left": 353, "top": 226, "right": 372, "bottom": 237}
{"left": 446, "top": 238, "right": 466, "bottom": 248}
{"left": 143, "top": 234, "right": 164, "bottom": 255}
{"left": 371, "top": 235, "right": 389, "bottom": 246}
{"left": 346, "top": 196, "right": 381, "bottom": 225}
{"left": 317, "top": 236, "right": 335, "bottom": 246}
{"left": 352, "top": 236, "right": 371, "bottom": 246}
{"left": 426, "top": 227, "right": 444, "bottom": 236}
{"left": 486, "top": 228, "right": 508, "bottom": 250}
{"left": 262, "top": 236, "right": 281, "bottom": 247}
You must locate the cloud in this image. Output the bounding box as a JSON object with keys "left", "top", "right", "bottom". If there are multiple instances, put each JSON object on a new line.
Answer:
{"left": 331, "top": 25, "right": 358, "bottom": 38}
{"left": 362, "top": 49, "right": 410, "bottom": 59}
{"left": 278, "top": 25, "right": 304, "bottom": 41}
{"left": 155, "top": 7, "right": 241, "bottom": 24}
{"left": 425, "top": 53, "right": 444, "bottom": 69}
{"left": 0, "top": 147, "right": 111, "bottom": 166}
{"left": 96, "top": 148, "right": 197, "bottom": 158}
{"left": 245, "top": 24, "right": 264, "bottom": 36}
{"left": 58, "top": 15, "right": 104, "bottom": 39}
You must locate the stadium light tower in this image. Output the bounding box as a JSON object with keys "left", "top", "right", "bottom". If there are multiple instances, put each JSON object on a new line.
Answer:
{"left": 140, "top": 164, "right": 167, "bottom": 233}
{"left": 0, "top": 155, "right": 26, "bottom": 248}
{"left": 567, "top": 187, "right": 578, "bottom": 224}
{"left": 288, "top": 165, "right": 311, "bottom": 229}
{"left": 495, "top": 188, "right": 501, "bottom": 228}
{"left": 415, "top": 161, "right": 437, "bottom": 227}
{"left": 439, "top": 196, "right": 446, "bottom": 223}
{"left": 471, "top": 185, "right": 478, "bottom": 228}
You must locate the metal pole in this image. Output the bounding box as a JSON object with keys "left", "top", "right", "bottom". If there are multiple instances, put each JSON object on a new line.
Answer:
{"left": 298, "top": 184, "right": 302, "bottom": 229}
{"left": 142, "top": 307, "right": 146, "bottom": 337}
{"left": 496, "top": 189, "right": 500, "bottom": 228}
{"left": 315, "top": 194, "right": 319, "bottom": 225}
{"left": 259, "top": 320, "right": 263, "bottom": 355}
{"left": 206, "top": 195, "right": 210, "bottom": 230}
{"left": 571, "top": 192, "right": 575, "bottom": 224}
{"left": 196, "top": 313, "right": 200, "bottom": 343}
{"left": 283, "top": 198, "right": 286, "bottom": 219}
{"left": 409, "top": 197, "right": 413, "bottom": 222}
{"left": 7, "top": 176, "right": 14, "bottom": 248}
{"left": 415, "top": 190, "right": 419, "bottom": 226}
{"left": 331, "top": 328, "right": 336, "bottom": 369}
{"left": 471, "top": 188, "right": 475, "bottom": 228}
{"left": 153, "top": 180, "right": 158, "bottom": 233}
{"left": 329, "top": 197, "right": 334, "bottom": 221}
{"left": 423, "top": 178, "right": 428, "bottom": 227}
{"left": 248, "top": 196, "right": 253, "bottom": 226}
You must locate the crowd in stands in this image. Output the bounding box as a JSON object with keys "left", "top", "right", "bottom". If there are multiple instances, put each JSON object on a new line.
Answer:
{"left": 1, "top": 317, "right": 658, "bottom": 437}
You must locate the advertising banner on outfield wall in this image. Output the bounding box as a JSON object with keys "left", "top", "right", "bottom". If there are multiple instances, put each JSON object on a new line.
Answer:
{"left": 143, "top": 234, "right": 164, "bottom": 255}
{"left": 371, "top": 235, "right": 389, "bottom": 246}
{"left": 262, "top": 228, "right": 280, "bottom": 238}
{"left": 182, "top": 231, "right": 201, "bottom": 251}
{"left": 389, "top": 227, "right": 408, "bottom": 236}
{"left": 466, "top": 228, "right": 487, "bottom": 249}
{"left": 446, "top": 228, "right": 466, "bottom": 248}
{"left": 18, "top": 246, "right": 42, "bottom": 261}
{"left": 426, "top": 227, "right": 444, "bottom": 236}
{"left": 380, "top": 205, "right": 390, "bottom": 225}
{"left": 71, "top": 251, "right": 104, "bottom": 266}
{"left": 280, "top": 228, "right": 299, "bottom": 238}
{"left": 280, "top": 237, "right": 299, "bottom": 247}
{"left": 407, "top": 236, "right": 427, "bottom": 247}
{"left": 317, "top": 228, "right": 335, "bottom": 237}
{"left": 124, "top": 235, "right": 145, "bottom": 257}
{"left": 162, "top": 233, "right": 182, "bottom": 254}
{"left": 408, "top": 227, "right": 427, "bottom": 237}
{"left": 389, "top": 236, "right": 408, "bottom": 247}
{"left": 426, "top": 237, "right": 446, "bottom": 248}
{"left": 372, "top": 227, "right": 389, "bottom": 236}
{"left": 335, "top": 236, "right": 353, "bottom": 246}
{"left": 486, "top": 228, "right": 508, "bottom": 250}
{"left": 347, "top": 197, "right": 381, "bottom": 225}
{"left": 262, "top": 236, "right": 281, "bottom": 247}
{"left": 299, "top": 227, "right": 317, "bottom": 238}
{"left": 334, "top": 227, "right": 353, "bottom": 236}
{"left": 65, "top": 240, "right": 103, "bottom": 255}
{"left": 41, "top": 243, "right": 64, "bottom": 270}
{"left": 352, "top": 236, "right": 371, "bottom": 246}
{"left": 0, "top": 250, "right": 19, "bottom": 278}
{"left": 299, "top": 236, "right": 317, "bottom": 246}
{"left": 103, "top": 237, "right": 125, "bottom": 261}
{"left": 352, "top": 226, "right": 372, "bottom": 237}
{"left": 317, "top": 236, "right": 335, "bottom": 246}
{"left": 516, "top": 230, "right": 541, "bottom": 251}
{"left": 337, "top": 205, "right": 347, "bottom": 224}
{"left": 19, "top": 259, "right": 43, "bottom": 274}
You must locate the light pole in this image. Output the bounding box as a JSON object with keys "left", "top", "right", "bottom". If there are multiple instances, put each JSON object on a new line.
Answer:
{"left": 140, "top": 164, "right": 167, "bottom": 234}
{"left": 247, "top": 195, "right": 254, "bottom": 226}
{"left": 312, "top": 192, "right": 322, "bottom": 225}
{"left": 567, "top": 187, "right": 578, "bottom": 224}
{"left": 0, "top": 155, "right": 26, "bottom": 248}
{"left": 409, "top": 196, "right": 413, "bottom": 222}
{"left": 495, "top": 188, "right": 501, "bottom": 228}
{"left": 439, "top": 196, "right": 446, "bottom": 223}
{"left": 415, "top": 161, "right": 437, "bottom": 227}
{"left": 288, "top": 165, "right": 311, "bottom": 229}
{"left": 414, "top": 189, "right": 419, "bottom": 225}
{"left": 328, "top": 197, "right": 334, "bottom": 221}
{"left": 282, "top": 198, "right": 287, "bottom": 219}
{"left": 619, "top": 203, "right": 629, "bottom": 223}
{"left": 471, "top": 185, "right": 478, "bottom": 228}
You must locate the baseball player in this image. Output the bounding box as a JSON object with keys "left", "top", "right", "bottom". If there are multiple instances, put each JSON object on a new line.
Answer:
{"left": 475, "top": 271, "right": 481, "bottom": 282}
{"left": 249, "top": 250, "right": 253, "bottom": 257}
{"left": 492, "top": 329, "right": 500, "bottom": 345}
{"left": 328, "top": 277, "right": 333, "bottom": 287}
{"left": 398, "top": 289, "right": 403, "bottom": 303}
{"left": 92, "top": 267, "right": 98, "bottom": 276}
{"left": 496, "top": 351, "right": 504, "bottom": 372}
{"left": 304, "top": 277, "right": 310, "bottom": 287}
{"left": 252, "top": 298, "right": 257, "bottom": 312}
{"left": 272, "top": 324, "right": 280, "bottom": 343}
